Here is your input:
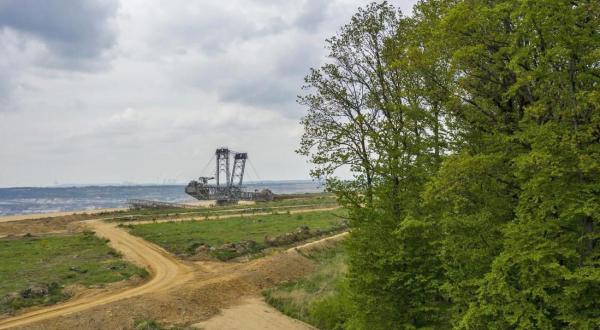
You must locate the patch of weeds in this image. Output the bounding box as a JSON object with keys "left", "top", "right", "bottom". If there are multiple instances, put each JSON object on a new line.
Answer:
{"left": 185, "top": 240, "right": 207, "bottom": 254}
{"left": 108, "top": 250, "right": 122, "bottom": 258}
{"left": 263, "top": 243, "right": 350, "bottom": 329}
{"left": 133, "top": 319, "right": 164, "bottom": 330}
{"left": 132, "top": 319, "right": 185, "bottom": 330}
{"left": 1, "top": 282, "right": 69, "bottom": 315}
{"left": 82, "top": 230, "right": 96, "bottom": 237}
{"left": 210, "top": 249, "right": 239, "bottom": 261}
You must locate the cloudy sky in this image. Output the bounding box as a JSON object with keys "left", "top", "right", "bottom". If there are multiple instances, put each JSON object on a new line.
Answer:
{"left": 0, "top": 0, "right": 416, "bottom": 187}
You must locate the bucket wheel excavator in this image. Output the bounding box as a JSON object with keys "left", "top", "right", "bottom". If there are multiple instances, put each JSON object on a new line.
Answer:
{"left": 185, "top": 147, "right": 273, "bottom": 204}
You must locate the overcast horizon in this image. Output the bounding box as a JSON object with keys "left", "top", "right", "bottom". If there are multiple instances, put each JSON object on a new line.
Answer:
{"left": 0, "top": 0, "right": 417, "bottom": 188}
{"left": 0, "top": 178, "right": 322, "bottom": 189}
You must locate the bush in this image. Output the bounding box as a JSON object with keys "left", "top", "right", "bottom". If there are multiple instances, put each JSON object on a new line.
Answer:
{"left": 309, "top": 294, "right": 352, "bottom": 330}
{"left": 133, "top": 319, "right": 163, "bottom": 330}
{"left": 1, "top": 282, "right": 68, "bottom": 315}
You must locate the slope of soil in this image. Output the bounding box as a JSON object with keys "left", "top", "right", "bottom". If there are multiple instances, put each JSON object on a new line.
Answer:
{"left": 0, "top": 216, "right": 86, "bottom": 238}
{"left": 0, "top": 209, "right": 124, "bottom": 223}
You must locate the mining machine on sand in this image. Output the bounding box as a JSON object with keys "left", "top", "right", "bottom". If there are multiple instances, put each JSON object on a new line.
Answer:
{"left": 185, "top": 147, "right": 273, "bottom": 205}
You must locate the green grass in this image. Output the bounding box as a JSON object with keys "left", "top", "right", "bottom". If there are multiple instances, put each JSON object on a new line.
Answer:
{"left": 0, "top": 231, "right": 148, "bottom": 314}
{"left": 263, "top": 243, "right": 349, "bottom": 329}
{"left": 106, "top": 193, "right": 337, "bottom": 223}
{"left": 127, "top": 210, "right": 346, "bottom": 258}
{"left": 132, "top": 319, "right": 185, "bottom": 330}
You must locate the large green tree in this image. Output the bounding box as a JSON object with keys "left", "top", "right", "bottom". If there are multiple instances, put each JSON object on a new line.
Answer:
{"left": 427, "top": 0, "right": 599, "bottom": 327}
{"left": 441, "top": 0, "right": 600, "bottom": 328}
{"left": 298, "top": 0, "right": 599, "bottom": 329}
{"left": 299, "top": 2, "right": 452, "bottom": 328}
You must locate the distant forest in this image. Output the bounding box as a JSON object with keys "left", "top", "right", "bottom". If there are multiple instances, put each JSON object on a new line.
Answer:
{"left": 298, "top": 0, "right": 599, "bottom": 328}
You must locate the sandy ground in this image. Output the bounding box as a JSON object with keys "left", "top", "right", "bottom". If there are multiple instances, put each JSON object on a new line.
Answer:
{"left": 0, "top": 211, "right": 346, "bottom": 330}
{"left": 192, "top": 297, "right": 315, "bottom": 330}
{"left": 0, "top": 216, "right": 86, "bottom": 238}
{"left": 0, "top": 209, "right": 125, "bottom": 223}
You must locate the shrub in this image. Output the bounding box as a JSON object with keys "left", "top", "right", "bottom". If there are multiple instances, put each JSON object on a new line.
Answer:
{"left": 309, "top": 294, "right": 352, "bottom": 330}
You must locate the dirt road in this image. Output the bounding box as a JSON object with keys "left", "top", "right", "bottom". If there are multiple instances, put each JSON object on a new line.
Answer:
{"left": 0, "top": 220, "right": 195, "bottom": 330}
{"left": 0, "top": 209, "right": 345, "bottom": 329}
{"left": 192, "top": 297, "right": 315, "bottom": 330}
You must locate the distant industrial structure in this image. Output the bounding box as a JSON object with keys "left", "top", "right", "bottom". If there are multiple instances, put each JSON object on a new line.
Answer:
{"left": 185, "top": 147, "right": 273, "bottom": 204}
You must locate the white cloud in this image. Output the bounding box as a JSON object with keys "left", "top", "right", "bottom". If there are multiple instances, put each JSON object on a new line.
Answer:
{"left": 0, "top": 0, "right": 418, "bottom": 187}
{"left": 109, "top": 107, "right": 140, "bottom": 122}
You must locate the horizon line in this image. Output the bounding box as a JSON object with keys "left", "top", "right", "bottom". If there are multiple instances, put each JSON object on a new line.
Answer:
{"left": 0, "top": 179, "right": 324, "bottom": 189}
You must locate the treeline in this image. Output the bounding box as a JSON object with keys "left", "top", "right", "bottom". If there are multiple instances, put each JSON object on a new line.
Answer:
{"left": 298, "top": 0, "right": 599, "bottom": 329}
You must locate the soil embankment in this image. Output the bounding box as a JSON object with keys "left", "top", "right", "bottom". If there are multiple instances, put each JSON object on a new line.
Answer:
{"left": 0, "top": 209, "right": 124, "bottom": 223}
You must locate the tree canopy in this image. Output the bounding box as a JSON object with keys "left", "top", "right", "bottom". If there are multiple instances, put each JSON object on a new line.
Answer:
{"left": 298, "top": 0, "right": 599, "bottom": 328}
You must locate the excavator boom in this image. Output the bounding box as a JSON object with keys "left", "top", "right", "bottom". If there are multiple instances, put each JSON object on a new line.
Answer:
{"left": 185, "top": 147, "right": 272, "bottom": 204}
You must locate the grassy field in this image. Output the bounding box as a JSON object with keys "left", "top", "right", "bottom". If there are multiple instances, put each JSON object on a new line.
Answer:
{"left": 127, "top": 210, "right": 345, "bottom": 259}
{"left": 107, "top": 193, "right": 337, "bottom": 223}
{"left": 0, "top": 231, "right": 147, "bottom": 314}
{"left": 263, "top": 243, "right": 348, "bottom": 330}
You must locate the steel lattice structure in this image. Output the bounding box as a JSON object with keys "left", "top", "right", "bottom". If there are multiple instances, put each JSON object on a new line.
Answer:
{"left": 185, "top": 147, "right": 273, "bottom": 204}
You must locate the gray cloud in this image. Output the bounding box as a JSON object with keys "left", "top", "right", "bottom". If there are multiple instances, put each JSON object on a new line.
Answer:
{"left": 0, "top": 0, "right": 118, "bottom": 110}
{"left": 220, "top": 79, "right": 296, "bottom": 107}
{"left": 0, "top": 0, "right": 419, "bottom": 187}
{"left": 146, "top": 2, "right": 288, "bottom": 56}
{"left": 0, "top": 80, "right": 10, "bottom": 109}
{"left": 0, "top": 0, "right": 118, "bottom": 68}
{"left": 294, "top": 0, "right": 331, "bottom": 32}
{"left": 157, "top": 2, "right": 332, "bottom": 112}
{"left": 217, "top": 40, "right": 322, "bottom": 112}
